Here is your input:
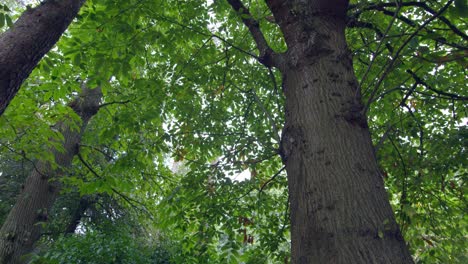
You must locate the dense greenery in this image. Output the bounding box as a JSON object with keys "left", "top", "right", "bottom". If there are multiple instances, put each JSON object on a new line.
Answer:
{"left": 0, "top": 0, "right": 466, "bottom": 263}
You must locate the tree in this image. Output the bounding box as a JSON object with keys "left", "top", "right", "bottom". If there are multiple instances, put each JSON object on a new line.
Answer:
{"left": 224, "top": 0, "right": 418, "bottom": 262}
{"left": 0, "top": 0, "right": 466, "bottom": 263}
{"left": 0, "top": 0, "right": 85, "bottom": 116}
{"left": 0, "top": 85, "right": 101, "bottom": 263}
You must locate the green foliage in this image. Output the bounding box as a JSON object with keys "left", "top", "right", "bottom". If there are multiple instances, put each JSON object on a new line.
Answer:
{"left": 347, "top": 2, "right": 467, "bottom": 262}
{"left": 0, "top": 4, "right": 13, "bottom": 30}
{"left": 30, "top": 229, "right": 172, "bottom": 264}
{"left": 0, "top": 0, "right": 466, "bottom": 263}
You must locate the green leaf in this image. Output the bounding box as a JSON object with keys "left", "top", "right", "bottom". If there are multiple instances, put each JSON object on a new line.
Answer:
{"left": 5, "top": 15, "right": 11, "bottom": 27}
{"left": 0, "top": 13, "right": 4, "bottom": 28}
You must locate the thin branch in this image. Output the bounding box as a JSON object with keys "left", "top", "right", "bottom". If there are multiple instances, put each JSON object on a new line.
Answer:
{"left": 77, "top": 153, "right": 154, "bottom": 219}
{"left": 99, "top": 100, "right": 131, "bottom": 108}
{"left": 414, "top": 50, "right": 468, "bottom": 64}
{"left": 400, "top": 82, "right": 418, "bottom": 107}
{"left": 212, "top": 34, "right": 259, "bottom": 60}
{"left": 79, "top": 144, "right": 115, "bottom": 161}
{"left": 406, "top": 69, "right": 468, "bottom": 101}
{"left": 364, "top": 0, "right": 455, "bottom": 114}
{"left": 348, "top": 20, "right": 384, "bottom": 37}
{"left": 369, "top": 6, "right": 416, "bottom": 26}
{"left": 378, "top": 86, "right": 467, "bottom": 102}
{"left": 401, "top": 103, "right": 424, "bottom": 157}
{"left": 374, "top": 124, "right": 394, "bottom": 154}
{"left": 251, "top": 88, "right": 281, "bottom": 143}
{"left": 395, "top": 80, "right": 426, "bottom": 157}
{"left": 259, "top": 166, "right": 286, "bottom": 193}
{"left": 370, "top": 75, "right": 412, "bottom": 103}
{"left": 267, "top": 68, "right": 282, "bottom": 115}
{"left": 111, "top": 187, "right": 154, "bottom": 220}
{"left": 148, "top": 13, "right": 260, "bottom": 61}
{"left": 77, "top": 153, "right": 101, "bottom": 179}
{"left": 232, "top": 152, "right": 278, "bottom": 166}
{"left": 357, "top": 4, "right": 401, "bottom": 94}
{"left": 388, "top": 135, "right": 409, "bottom": 229}
{"left": 350, "top": 1, "right": 468, "bottom": 41}
{"left": 2, "top": 144, "right": 48, "bottom": 178}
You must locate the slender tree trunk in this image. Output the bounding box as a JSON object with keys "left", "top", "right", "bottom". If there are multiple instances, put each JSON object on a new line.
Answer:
{"left": 0, "top": 86, "right": 101, "bottom": 264}
{"left": 228, "top": 0, "right": 414, "bottom": 262}
{"left": 0, "top": 0, "right": 85, "bottom": 116}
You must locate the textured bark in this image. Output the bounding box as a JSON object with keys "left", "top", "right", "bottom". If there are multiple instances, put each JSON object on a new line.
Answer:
{"left": 265, "top": 1, "right": 414, "bottom": 263}
{"left": 226, "top": 0, "right": 414, "bottom": 262}
{"left": 0, "top": 0, "right": 86, "bottom": 116}
{"left": 0, "top": 86, "right": 101, "bottom": 264}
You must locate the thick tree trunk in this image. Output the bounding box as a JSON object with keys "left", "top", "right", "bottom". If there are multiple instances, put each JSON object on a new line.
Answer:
{"left": 265, "top": 1, "right": 414, "bottom": 263}
{"left": 0, "top": 86, "right": 101, "bottom": 264}
{"left": 0, "top": 0, "right": 85, "bottom": 116}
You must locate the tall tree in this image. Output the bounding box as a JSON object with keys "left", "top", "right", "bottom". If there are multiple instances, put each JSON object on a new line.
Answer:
{"left": 0, "top": 85, "right": 101, "bottom": 264}
{"left": 226, "top": 0, "right": 416, "bottom": 262}
{"left": 0, "top": 0, "right": 465, "bottom": 262}
{"left": 0, "top": 0, "right": 85, "bottom": 116}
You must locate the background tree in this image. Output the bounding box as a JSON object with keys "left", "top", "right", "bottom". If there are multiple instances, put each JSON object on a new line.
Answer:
{"left": 0, "top": 85, "right": 101, "bottom": 263}
{"left": 0, "top": 0, "right": 85, "bottom": 116}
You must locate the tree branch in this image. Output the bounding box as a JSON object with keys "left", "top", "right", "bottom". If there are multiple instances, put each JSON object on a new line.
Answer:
{"left": 77, "top": 153, "right": 154, "bottom": 218}
{"left": 226, "top": 0, "right": 282, "bottom": 67}
{"left": 357, "top": 5, "right": 400, "bottom": 94}
{"left": 350, "top": 1, "right": 468, "bottom": 41}
{"left": 259, "top": 166, "right": 286, "bottom": 193}
{"left": 406, "top": 70, "right": 468, "bottom": 101}
{"left": 251, "top": 88, "right": 281, "bottom": 143}
{"left": 364, "top": 0, "right": 455, "bottom": 114}
{"left": 99, "top": 100, "right": 131, "bottom": 108}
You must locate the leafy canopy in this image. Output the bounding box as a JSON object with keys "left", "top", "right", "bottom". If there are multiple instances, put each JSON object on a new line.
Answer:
{"left": 0, "top": 0, "right": 466, "bottom": 263}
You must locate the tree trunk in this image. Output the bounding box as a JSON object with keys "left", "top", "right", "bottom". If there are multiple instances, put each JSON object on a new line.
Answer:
{"left": 227, "top": 0, "right": 415, "bottom": 262}
{"left": 265, "top": 1, "right": 414, "bottom": 263}
{"left": 0, "top": 86, "right": 101, "bottom": 264}
{"left": 0, "top": 0, "right": 85, "bottom": 116}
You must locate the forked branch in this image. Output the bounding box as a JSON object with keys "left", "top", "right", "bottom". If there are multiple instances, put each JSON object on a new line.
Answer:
{"left": 227, "top": 0, "right": 282, "bottom": 67}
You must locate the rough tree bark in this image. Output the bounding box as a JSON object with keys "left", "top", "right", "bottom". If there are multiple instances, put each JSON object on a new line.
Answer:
{"left": 0, "top": 0, "right": 86, "bottom": 116}
{"left": 227, "top": 0, "right": 414, "bottom": 263}
{"left": 0, "top": 86, "right": 101, "bottom": 264}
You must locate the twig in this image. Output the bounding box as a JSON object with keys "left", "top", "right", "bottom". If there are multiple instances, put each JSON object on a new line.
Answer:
{"left": 406, "top": 69, "right": 468, "bottom": 101}
{"left": 358, "top": 3, "right": 401, "bottom": 95}
{"left": 77, "top": 153, "right": 154, "bottom": 219}
{"left": 364, "top": 0, "right": 455, "bottom": 114}
{"left": 259, "top": 166, "right": 286, "bottom": 193}
{"left": 79, "top": 144, "right": 115, "bottom": 161}
{"left": 351, "top": 1, "right": 467, "bottom": 40}
{"left": 251, "top": 88, "right": 281, "bottom": 142}
{"left": 99, "top": 100, "right": 131, "bottom": 108}
{"left": 388, "top": 135, "right": 409, "bottom": 230}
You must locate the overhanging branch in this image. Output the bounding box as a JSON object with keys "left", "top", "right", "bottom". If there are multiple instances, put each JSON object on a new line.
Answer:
{"left": 364, "top": 0, "right": 455, "bottom": 114}
{"left": 350, "top": 1, "right": 468, "bottom": 41}
{"left": 227, "top": 0, "right": 282, "bottom": 68}
{"left": 406, "top": 70, "right": 468, "bottom": 101}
